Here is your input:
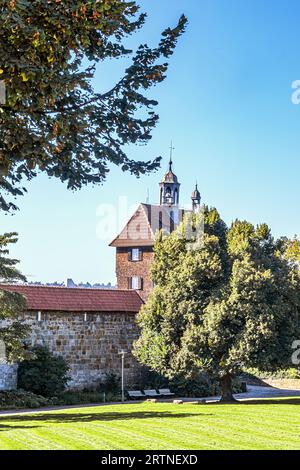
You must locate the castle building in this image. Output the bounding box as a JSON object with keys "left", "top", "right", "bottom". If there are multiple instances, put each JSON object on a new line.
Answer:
{"left": 110, "top": 158, "right": 201, "bottom": 301}
{"left": 0, "top": 154, "right": 201, "bottom": 391}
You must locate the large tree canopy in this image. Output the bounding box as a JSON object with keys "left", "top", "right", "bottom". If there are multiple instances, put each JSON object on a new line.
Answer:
{"left": 0, "top": 1, "right": 187, "bottom": 210}
{"left": 0, "top": 233, "right": 29, "bottom": 362}
{"left": 133, "top": 209, "right": 300, "bottom": 402}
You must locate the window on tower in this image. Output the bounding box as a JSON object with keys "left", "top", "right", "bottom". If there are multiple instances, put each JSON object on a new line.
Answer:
{"left": 165, "top": 187, "right": 172, "bottom": 204}
{"left": 174, "top": 188, "right": 178, "bottom": 205}
{"left": 128, "top": 248, "right": 142, "bottom": 261}
{"left": 131, "top": 276, "right": 139, "bottom": 290}
{"left": 128, "top": 276, "right": 143, "bottom": 291}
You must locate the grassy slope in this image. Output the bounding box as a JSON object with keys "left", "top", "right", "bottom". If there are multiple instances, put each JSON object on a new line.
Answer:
{"left": 0, "top": 398, "right": 300, "bottom": 450}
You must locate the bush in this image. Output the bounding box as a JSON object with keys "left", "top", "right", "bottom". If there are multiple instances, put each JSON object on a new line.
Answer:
{"left": 0, "top": 390, "right": 53, "bottom": 410}
{"left": 56, "top": 390, "right": 121, "bottom": 406}
{"left": 169, "top": 373, "right": 219, "bottom": 398}
{"left": 56, "top": 391, "right": 104, "bottom": 406}
{"left": 0, "top": 389, "right": 122, "bottom": 410}
{"left": 138, "top": 368, "right": 169, "bottom": 390}
{"left": 98, "top": 372, "right": 121, "bottom": 395}
{"left": 18, "top": 346, "right": 69, "bottom": 397}
{"left": 243, "top": 367, "right": 300, "bottom": 381}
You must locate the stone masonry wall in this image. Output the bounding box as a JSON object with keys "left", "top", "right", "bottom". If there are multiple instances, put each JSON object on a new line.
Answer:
{"left": 116, "top": 247, "right": 154, "bottom": 301}
{"left": 0, "top": 364, "right": 18, "bottom": 391}
{"left": 24, "top": 311, "right": 143, "bottom": 390}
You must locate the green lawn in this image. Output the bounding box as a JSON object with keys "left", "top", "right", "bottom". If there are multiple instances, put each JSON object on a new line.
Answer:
{"left": 0, "top": 398, "right": 300, "bottom": 450}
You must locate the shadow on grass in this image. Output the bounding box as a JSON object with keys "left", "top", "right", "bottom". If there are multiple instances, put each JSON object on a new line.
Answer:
{"left": 0, "top": 410, "right": 213, "bottom": 430}
{"left": 0, "top": 424, "right": 39, "bottom": 431}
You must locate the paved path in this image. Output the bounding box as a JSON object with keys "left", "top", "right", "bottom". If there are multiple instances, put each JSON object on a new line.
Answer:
{"left": 179, "top": 385, "right": 300, "bottom": 403}
{"left": 0, "top": 385, "right": 300, "bottom": 416}
{"left": 236, "top": 384, "right": 300, "bottom": 400}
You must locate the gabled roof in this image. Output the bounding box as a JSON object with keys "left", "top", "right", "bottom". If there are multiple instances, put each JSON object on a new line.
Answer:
{"left": 110, "top": 204, "right": 154, "bottom": 248}
{"left": 109, "top": 204, "right": 188, "bottom": 248}
{"left": 0, "top": 284, "right": 143, "bottom": 313}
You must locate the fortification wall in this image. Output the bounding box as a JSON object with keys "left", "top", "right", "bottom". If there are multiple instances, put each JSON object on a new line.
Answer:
{"left": 24, "top": 311, "right": 142, "bottom": 390}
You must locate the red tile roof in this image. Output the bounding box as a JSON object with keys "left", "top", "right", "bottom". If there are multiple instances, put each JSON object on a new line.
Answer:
{"left": 0, "top": 284, "right": 143, "bottom": 313}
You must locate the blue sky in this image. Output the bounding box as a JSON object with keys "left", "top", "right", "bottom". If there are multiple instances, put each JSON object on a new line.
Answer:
{"left": 1, "top": 0, "right": 300, "bottom": 285}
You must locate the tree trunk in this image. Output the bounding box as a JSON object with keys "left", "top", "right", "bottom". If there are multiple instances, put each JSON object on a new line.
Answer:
{"left": 219, "top": 373, "right": 237, "bottom": 403}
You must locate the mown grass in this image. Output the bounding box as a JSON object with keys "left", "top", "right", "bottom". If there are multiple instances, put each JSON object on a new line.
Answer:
{"left": 0, "top": 398, "right": 300, "bottom": 450}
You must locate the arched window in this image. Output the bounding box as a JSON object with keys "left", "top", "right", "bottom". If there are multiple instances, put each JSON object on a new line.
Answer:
{"left": 174, "top": 188, "right": 178, "bottom": 205}
{"left": 165, "top": 187, "right": 172, "bottom": 204}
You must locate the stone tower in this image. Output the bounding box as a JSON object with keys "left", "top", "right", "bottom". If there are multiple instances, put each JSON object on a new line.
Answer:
{"left": 110, "top": 155, "right": 199, "bottom": 301}
{"left": 191, "top": 183, "right": 201, "bottom": 213}
{"left": 159, "top": 157, "right": 181, "bottom": 206}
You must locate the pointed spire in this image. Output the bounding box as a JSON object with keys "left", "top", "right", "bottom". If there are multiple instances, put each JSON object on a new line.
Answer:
{"left": 191, "top": 181, "right": 201, "bottom": 212}
{"left": 159, "top": 142, "right": 180, "bottom": 206}
{"left": 192, "top": 181, "right": 200, "bottom": 198}
{"left": 169, "top": 141, "right": 175, "bottom": 171}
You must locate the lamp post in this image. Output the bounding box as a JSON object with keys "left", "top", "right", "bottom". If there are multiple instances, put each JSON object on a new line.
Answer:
{"left": 118, "top": 349, "right": 127, "bottom": 403}
{"left": 0, "top": 81, "right": 6, "bottom": 105}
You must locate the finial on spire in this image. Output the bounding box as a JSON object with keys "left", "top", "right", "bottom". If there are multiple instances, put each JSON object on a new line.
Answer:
{"left": 169, "top": 141, "right": 175, "bottom": 171}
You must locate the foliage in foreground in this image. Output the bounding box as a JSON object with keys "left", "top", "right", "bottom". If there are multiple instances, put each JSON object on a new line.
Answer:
{"left": 18, "top": 346, "right": 69, "bottom": 397}
{"left": 0, "top": 232, "right": 29, "bottom": 362}
{"left": 0, "top": 0, "right": 187, "bottom": 211}
{"left": 133, "top": 207, "right": 300, "bottom": 402}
